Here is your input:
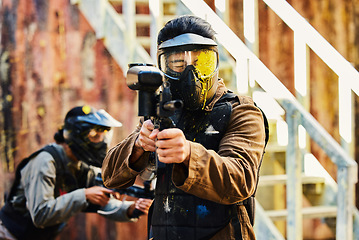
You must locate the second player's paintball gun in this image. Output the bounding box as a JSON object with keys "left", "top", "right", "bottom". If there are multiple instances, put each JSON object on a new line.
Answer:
{"left": 94, "top": 172, "right": 154, "bottom": 218}
{"left": 94, "top": 172, "right": 154, "bottom": 200}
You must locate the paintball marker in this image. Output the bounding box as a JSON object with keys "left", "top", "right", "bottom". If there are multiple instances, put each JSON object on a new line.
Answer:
{"left": 94, "top": 172, "right": 154, "bottom": 200}
{"left": 126, "top": 63, "right": 183, "bottom": 130}
{"left": 94, "top": 172, "right": 154, "bottom": 218}
{"left": 126, "top": 63, "right": 183, "bottom": 181}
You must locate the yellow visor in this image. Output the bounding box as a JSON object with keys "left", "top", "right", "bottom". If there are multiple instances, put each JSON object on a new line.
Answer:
{"left": 159, "top": 48, "right": 218, "bottom": 81}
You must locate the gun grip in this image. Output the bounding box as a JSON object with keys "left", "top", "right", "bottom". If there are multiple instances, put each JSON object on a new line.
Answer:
{"left": 131, "top": 208, "right": 145, "bottom": 218}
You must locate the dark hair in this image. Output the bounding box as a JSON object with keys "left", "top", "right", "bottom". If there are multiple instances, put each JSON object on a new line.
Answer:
{"left": 157, "top": 15, "right": 216, "bottom": 45}
{"left": 54, "top": 128, "right": 65, "bottom": 143}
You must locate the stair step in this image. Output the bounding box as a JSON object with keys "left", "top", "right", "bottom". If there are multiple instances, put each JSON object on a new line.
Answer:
{"left": 258, "top": 174, "right": 325, "bottom": 186}
{"left": 131, "top": 14, "right": 175, "bottom": 26}
{"left": 264, "top": 142, "right": 287, "bottom": 153}
{"left": 265, "top": 206, "right": 337, "bottom": 221}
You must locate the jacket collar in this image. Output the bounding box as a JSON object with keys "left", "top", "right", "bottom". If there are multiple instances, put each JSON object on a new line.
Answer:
{"left": 203, "top": 79, "right": 228, "bottom": 112}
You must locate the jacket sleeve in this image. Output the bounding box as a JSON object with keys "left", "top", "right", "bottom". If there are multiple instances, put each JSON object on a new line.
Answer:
{"left": 172, "top": 96, "right": 266, "bottom": 205}
{"left": 21, "top": 151, "right": 89, "bottom": 228}
{"left": 102, "top": 121, "right": 150, "bottom": 189}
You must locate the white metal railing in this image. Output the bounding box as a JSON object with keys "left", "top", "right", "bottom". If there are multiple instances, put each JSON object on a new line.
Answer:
{"left": 71, "top": 0, "right": 154, "bottom": 70}
{"left": 261, "top": 0, "right": 358, "bottom": 157}
{"left": 179, "top": 0, "right": 358, "bottom": 240}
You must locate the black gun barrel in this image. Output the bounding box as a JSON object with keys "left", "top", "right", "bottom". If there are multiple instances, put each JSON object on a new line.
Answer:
{"left": 162, "top": 100, "right": 183, "bottom": 112}
{"left": 94, "top": 174, "right": 154, "bottom": 199}
{"left": 115, "top": 185, "right": 154, "bottom": 199}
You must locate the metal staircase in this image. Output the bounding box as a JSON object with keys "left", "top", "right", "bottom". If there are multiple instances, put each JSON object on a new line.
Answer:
{"left": 71, "top": 0, "right": 359, "bottom": 239}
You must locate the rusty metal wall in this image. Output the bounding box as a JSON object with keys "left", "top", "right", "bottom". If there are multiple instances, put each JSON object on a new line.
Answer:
{"left": 0, "top": 0, "right": 145, "bottom": 239}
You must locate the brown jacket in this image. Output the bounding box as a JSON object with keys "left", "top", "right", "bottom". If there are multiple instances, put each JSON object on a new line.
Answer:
{"left": 102, "top": 80, "right": 266, "bottom": 240}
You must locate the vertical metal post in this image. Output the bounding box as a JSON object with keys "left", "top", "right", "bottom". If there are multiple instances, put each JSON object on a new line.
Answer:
{"left": 336, "top": 166, "right": 355, "bottom": 239}
{"left": 339, "top": 76, "right": 355, "bottom": 158}
{"left": 149, "top": 0, "right": 163, "bottom": 63}
{"left": 123, "top": 0, "right": 136, "bottom": 62}
{"left": 214, "top": 0, "right": 229, "bottom": 23}
{"left": 243, "top": 0, "right": 259, "bottom": 56}
{"left": 243, "top": 0, "right": 258, "bottom": 92}
{"left": 294, "top": 31, "right": 310, "bottom": 158}
{"left": 236, "top": 58, "right": 249, "bottom": 95}
{"left": 294, "top": 31, "right": 310, "bottom": 107}
{"left": 285, "top": 102, "right": 302, "bottom": 240}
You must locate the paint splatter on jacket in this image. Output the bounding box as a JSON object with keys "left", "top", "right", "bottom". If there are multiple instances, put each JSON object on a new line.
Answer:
{"left": 102, "top": 79, "right": 266, "bottom": 240}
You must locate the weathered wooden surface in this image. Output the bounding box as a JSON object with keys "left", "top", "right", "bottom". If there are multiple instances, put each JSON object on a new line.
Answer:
{"left": 0, "top": 0, "right": 145, "bottom": 239}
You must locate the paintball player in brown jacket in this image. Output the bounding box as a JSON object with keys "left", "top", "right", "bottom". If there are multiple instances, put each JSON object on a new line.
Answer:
{"left": 102, "top": 15, "right": 266, "bottom": 240}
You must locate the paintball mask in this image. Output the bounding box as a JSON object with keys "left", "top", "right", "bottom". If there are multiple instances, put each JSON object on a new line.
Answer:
{"left": 63, "top": 105, "right": 122, "bottom": 167}
{"left": 158, "top": 33, "right": 219, "bottom": 111}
